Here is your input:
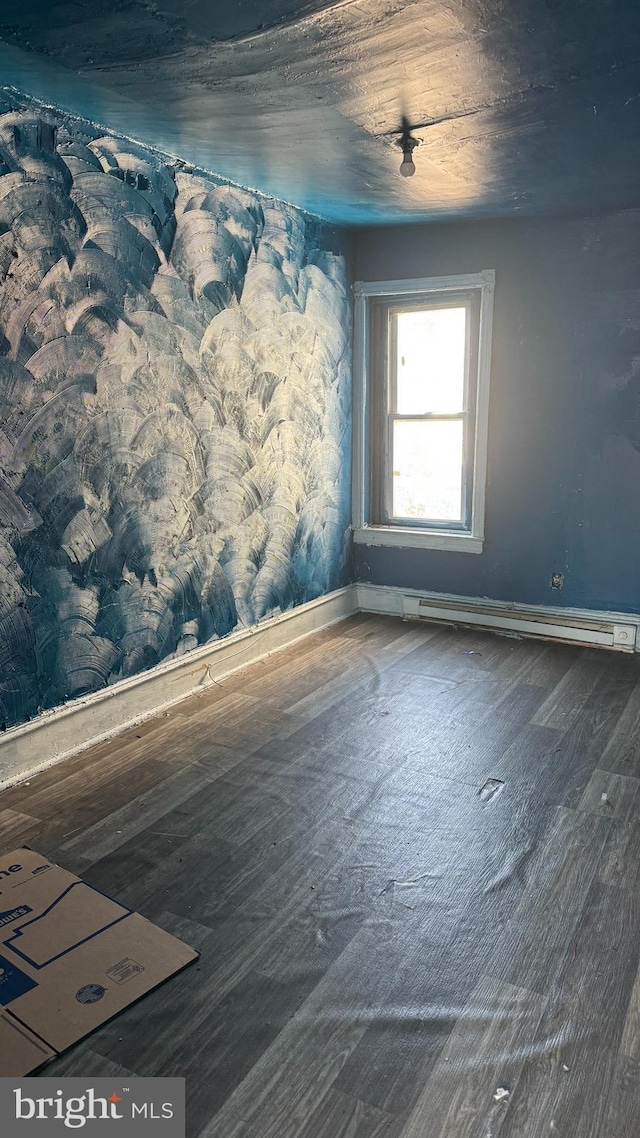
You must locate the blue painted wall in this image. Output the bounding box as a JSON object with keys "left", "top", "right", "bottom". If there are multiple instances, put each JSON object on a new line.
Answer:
{"left": 0, "top": 96, "right": 351, "bottom": 730}
{"left": 353, "top": 210, "right": 640, "bottom": 614}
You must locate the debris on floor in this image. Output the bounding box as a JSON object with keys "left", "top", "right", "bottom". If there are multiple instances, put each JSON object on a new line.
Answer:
{"left": 494, "top": 1086, "right": 510, "bottom": 1102}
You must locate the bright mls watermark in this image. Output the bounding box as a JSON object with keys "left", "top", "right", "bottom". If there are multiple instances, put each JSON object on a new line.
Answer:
{"left": 0, "top": 1078, "right": 185, "bottom": 1136}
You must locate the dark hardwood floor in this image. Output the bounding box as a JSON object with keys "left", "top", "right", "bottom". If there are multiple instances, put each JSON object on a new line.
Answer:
{"left": 1, "top": 613, "right": 639, "bottom": 1136}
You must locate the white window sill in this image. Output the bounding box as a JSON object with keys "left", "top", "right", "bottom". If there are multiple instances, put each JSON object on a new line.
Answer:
{"left": 353, "top": 526, "right": 484, "bottom": 554}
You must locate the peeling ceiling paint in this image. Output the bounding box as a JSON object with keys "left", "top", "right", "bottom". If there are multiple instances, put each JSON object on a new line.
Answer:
{"left": 1, "top": 1, "right": 640, "bottom": 224}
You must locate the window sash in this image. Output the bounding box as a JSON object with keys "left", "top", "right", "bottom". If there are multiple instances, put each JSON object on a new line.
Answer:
{"left": 370, "top": 289, "right": 481, "bottom": 531}
{"left": 388, "top": 299, "right": 471, "bottom": 416}
{"left": 385, "top": 413, "right": 468, "bottom": 528}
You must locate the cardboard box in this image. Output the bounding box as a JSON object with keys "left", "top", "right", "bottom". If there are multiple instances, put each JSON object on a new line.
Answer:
{"left": 0, "top": 848, "right": 199, "bottom": 1075}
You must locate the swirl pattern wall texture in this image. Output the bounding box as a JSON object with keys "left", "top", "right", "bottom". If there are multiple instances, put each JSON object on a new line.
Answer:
{"left": 0, "top": 100, "right": 351, "bottom": 729}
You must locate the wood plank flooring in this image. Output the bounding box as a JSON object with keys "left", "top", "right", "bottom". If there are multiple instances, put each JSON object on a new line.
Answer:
{"left": 1, "top": 613, "right": 640, "bottom": 1136}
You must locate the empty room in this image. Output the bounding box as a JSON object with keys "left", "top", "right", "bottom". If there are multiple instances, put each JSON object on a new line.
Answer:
{"left": 0, "top": 2, "right": 638, "bottom": 1135}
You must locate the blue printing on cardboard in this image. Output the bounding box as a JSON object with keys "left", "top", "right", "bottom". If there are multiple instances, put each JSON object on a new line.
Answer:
{"left": 5, "top": 882, "right": 132, "bottom": 970}
{"left": 0, "top": 952, "right": 38, "bottom": 1004}
{"left": 0, "top": 905, "right": 32, "bottom": 929}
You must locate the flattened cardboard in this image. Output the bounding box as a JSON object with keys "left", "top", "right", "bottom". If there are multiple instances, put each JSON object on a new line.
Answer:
{"left": 0, "top": 1010, "right": 55, "bottom": 1075}
{"left": 0, "top": 848, "right": 199, "bottom": 1074}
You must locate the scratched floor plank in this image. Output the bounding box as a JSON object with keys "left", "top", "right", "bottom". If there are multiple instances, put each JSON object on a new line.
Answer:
{"left": 1, "top": 614, "right": 639, "bottom": 1137}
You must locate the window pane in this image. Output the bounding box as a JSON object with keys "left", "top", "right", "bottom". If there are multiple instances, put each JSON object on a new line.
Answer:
{"left": 392, "top": 419, "right": 464, "bottom": 521}
{"left": 396, "top": 307, "right": 466, "bottom": 413}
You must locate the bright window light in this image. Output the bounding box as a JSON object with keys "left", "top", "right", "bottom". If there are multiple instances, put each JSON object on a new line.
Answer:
{"left": 392, "top": 306, "right": 467, "bottom": 522}
{"left": 396, "top": 307, "right": 466, "bottom": 415}
{"left": 392, "top": 418, "right": 464, "bottom": 521}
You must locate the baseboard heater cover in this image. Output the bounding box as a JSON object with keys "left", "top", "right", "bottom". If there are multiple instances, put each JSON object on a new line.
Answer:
{"left": 403, "top": 595, "right": 637, "bottom": 652}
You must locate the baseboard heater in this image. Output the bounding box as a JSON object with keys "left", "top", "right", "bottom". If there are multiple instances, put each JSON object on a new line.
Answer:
{"left": 403, "top": 595, "right": 637, "bottom": 652}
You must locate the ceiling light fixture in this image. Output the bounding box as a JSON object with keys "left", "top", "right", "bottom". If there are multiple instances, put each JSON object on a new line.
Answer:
{"left": 397, "top": 120, "right": 419, "bottom": 178}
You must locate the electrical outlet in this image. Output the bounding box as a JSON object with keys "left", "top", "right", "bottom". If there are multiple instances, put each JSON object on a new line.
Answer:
{"left": 550, "top": 572, "right": 564, "bottom": 589}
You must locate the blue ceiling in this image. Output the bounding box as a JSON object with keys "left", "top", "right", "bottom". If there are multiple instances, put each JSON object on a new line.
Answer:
{"left": 1, "top": 0, "right": 640, "bottom": 225}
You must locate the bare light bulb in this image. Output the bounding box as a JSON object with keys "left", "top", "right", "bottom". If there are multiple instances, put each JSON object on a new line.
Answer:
{"left": 400, "top": 149, "right": 416, "bottom": 177}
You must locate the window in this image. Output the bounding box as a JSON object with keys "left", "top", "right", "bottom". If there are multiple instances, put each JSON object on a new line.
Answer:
{"left": 353, "top": 271, "right": 494, "bottom": 553}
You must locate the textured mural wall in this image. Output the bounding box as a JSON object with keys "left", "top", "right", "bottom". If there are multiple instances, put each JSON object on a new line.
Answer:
{"left": 0, "top": 97, "right": 351, "bottom": 730}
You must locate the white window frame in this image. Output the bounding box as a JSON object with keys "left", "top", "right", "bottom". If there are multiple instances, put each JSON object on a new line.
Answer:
{"left": 352, "top": 270, "right": 495, "bottom": 554}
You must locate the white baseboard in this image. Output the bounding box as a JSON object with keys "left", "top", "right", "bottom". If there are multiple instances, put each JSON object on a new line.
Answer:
{"left": 0, "top": 585, "right": 358, "bottom": 790}
{"left": 356, "top": 583, "right": 639, "bottom": 653}
{"left": 4, "top": 578, "right": 637, "bottom": 791}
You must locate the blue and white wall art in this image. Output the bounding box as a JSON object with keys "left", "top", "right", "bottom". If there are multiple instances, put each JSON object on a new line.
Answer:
{"left": 0, "top": 98, "right": 351, "bottom": 729}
